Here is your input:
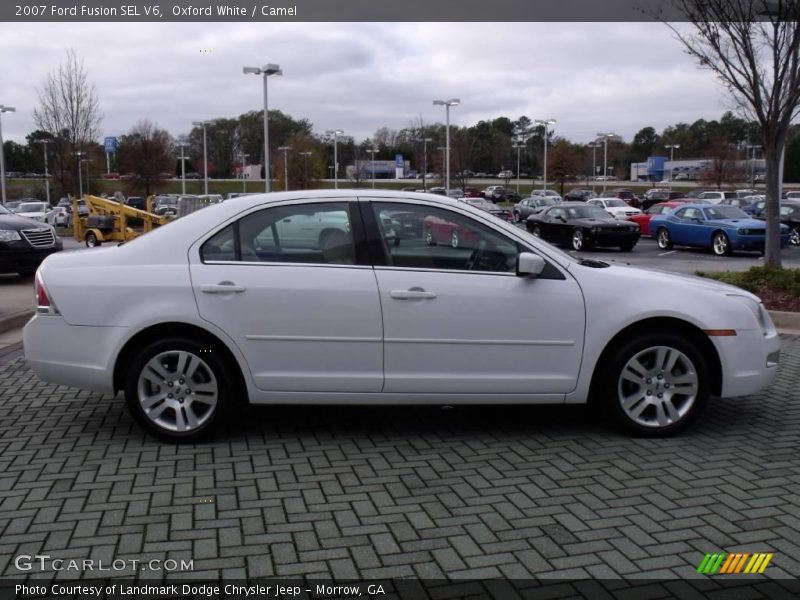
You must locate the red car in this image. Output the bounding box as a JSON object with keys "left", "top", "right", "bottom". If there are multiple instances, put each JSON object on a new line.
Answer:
{"left": 423, "top": 215, "right": 480, "bottom": 248}
{"left": 464, "top": 187, "right": 483, "bottom": 198}
{"left": 628, "top": 201, "right": 690, "bottom": 236}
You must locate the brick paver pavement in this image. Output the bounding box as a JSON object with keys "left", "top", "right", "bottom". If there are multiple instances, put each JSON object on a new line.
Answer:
{"left": 0, "top": 337, "right": 798, "bottom": 582}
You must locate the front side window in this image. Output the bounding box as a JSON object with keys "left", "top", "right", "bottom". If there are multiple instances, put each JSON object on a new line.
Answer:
{"left": 201, "top": 202, "right": 354, "bottom": 265}
{"left": 372, "top": 202, "right": 518, "bottom": 273}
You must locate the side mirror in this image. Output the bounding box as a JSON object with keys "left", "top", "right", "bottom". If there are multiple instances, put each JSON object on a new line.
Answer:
{"left": 516, "top": 252, "right": 546, "bottom": 278}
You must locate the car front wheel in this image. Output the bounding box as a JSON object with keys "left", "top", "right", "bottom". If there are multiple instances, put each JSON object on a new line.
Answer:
{"left": 602, "top": 333, "right": 709, "bottom": 436}
{"left": 712, "top": 231, "right": 731, "bottom": 256}
{"left": 124, "top": 337, "right": 229, "bottom": 442}
{"left": 513, "top": 211, "right": 521, "bottom": 223}
{"left": 656, "top": 227, "right": 673, "bottom": 250}
{"left": 789, "top": 225, "right": 800, "bottom": 246}
{"left": 572, "top": 229, "right": 588, "bottom": 251}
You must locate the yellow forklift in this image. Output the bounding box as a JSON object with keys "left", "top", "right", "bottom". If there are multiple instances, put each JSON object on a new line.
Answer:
{"left": 72, "top": 195, "right": 171, "bottom": 247}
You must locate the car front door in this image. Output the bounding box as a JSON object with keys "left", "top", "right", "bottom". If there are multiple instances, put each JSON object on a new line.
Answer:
{"left": 367, "top": 199, "right": 585, "bottom": 396}
{"left": 189, "top": 200, "right": 383, "bottom": 394}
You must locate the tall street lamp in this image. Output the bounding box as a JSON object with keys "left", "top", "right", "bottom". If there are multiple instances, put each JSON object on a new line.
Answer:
{"left": 241, "top": 153, "right": 250, "bottom": 193}
{"left": 433, "top": 98, "right": 460, "bottom": 196}
{"left": 177, "top": 142, "right": 188, "bottom": 195}
{"left": 243, "top": 63, "right": 282, "bottom": 192}
{"left": 587, "top": 142, "right": 601, "bottom": 190}
{"left": 81, "top": 159, "right": 91, "bottom": 196}
{"left": 39, "top": 139, "right": 51, "bottom": 205}
{"left": 747, "top": 144, "right": 761, "bottom": 186}
{"left": 326, "top": 130, "right": 343, "bottom": 189}
{"left": 75, "top": 151, "right": 85, "bottom": 198}
{"left": 596, "top": 132, "right": 617, "bottom": 193}
{"left": 664, "top": 144, "right": 680, "bottom": 190}
{"left": 513, "top": 139, "right": 526, "bottom": 194}
{"left": 535, "top": 118, "right": 556, "bottom": 191}
{"left": 367, "top": 148, "right": 377, "bottom": 188}
{"left": 421, "top": 137, "right": 432, "bottom": 191}
{"left": 192, "top": 120, "right": 210, "bottom": 195}
{"left": 0, "top": 105, "right": 15, "bottom": 205}
{"left": 277, "top": 146, "right": 292, "bottom": 191}
{"left": 299, "top": 151, "right": 312, "bottom": 189}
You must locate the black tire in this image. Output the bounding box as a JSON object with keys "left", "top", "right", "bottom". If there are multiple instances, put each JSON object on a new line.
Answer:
{"left": 599, "top": 332, "right": 709, "bottom": 436}
{"left": 531, "top": 225, "right": 542, "bottom": 237}
{"left": 620, "top": 244, "right": 635, "bottom": 252}
{"left": 124, "top": 337, "right": 231, "bottom": 442}
{"left": 656, "top": 227, "right": 673, "bottom": 250}
{"left": 513, "top": 211, "right": 521, "bottom": 223}
{"left": 712, "top": 231, "right": 732, "bottom": 256}
{"left": 572, "top": 229, "right": 589, "bottom": 251}
{"left": 85, "top": 232, "right": 101, "bottom": 248}
{"left": 424, "top": 228, "right": 436, "bottom": 246}
{"left": 450, "top": 229, "right": 460, "bottom": 248}
{"left": 789, "top": 225, "right": 800, "bottom": 247}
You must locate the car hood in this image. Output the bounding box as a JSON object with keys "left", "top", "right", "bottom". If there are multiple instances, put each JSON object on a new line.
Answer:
{"left": 572, "top": 217, "right": 630, "bottom": 226}
{"left": 0, "top": 214, "right": 49, "bottom": 230}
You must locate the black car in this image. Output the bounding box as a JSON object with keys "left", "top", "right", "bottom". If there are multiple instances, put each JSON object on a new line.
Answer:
{"left": 602, "top": 188, "right": 641, "bottom": 208}
{"left": 526, "top": 202, "right": 641, "bottom": 251}
{"left": 641, "top": 190, "right": 687, "bottom": 210}
{"left": 125, "top": 196, "right": 146, "bottom": 210}
{"left": 0, "top": 203, "right": 63, "bottom": 275}
{"left": 564, "top": 188, "right": 596, "bottom": 202}
{"left": 751, "top": 199, "right": 800, "bottom": 245}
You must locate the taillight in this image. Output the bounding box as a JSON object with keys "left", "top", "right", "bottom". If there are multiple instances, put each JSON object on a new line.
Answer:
{"left": 35, "top": 270, "right": 58, "bottom": 315}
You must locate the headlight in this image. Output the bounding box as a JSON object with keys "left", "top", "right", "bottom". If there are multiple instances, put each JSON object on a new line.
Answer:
{"left": 0, "top": 230, "right": 21, "bottom": 242}
{"left": 728, "top": 294, "right": 776, "bottom": 337}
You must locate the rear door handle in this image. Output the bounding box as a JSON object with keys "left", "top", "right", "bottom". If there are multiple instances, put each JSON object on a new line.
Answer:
{"left": 201, "top": 283, "right": 246, "bottom": 294}
{"left": 390, "top": 289, "right": 437, "bottom": 300}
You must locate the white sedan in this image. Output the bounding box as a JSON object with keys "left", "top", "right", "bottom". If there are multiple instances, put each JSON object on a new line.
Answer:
{"left": 588, "top": 198, "right": 643, "bottom": 219}
{"left": 14, "top": 201, "right": 48, "bottom": 222}
{"left": 24, "top": 190, "right": 780, "bottom": 441}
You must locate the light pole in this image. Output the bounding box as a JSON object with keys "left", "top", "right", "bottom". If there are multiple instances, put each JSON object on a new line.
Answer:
{"left": 178, "top": 142, "right": 188, "bottom": 195}
{"left": 192, "top": 120, "right": 210, "bottom": 195}
{"left": 747, "top": 144, "right": 761, "bottom": 187}
{"left": 39, "top": 139, "right": 50, "bottom": 205}
{"left": 596, "top": 133, "right": 617, "bottom": 193}
{"left": 81, "top": 159, "right": 91, "bottom": 196}
{"left": 513, "top": 139, "right": 526, "bottom": 194}
{"left": 326, "top": 130, "right": 343, "bottom": 189}
{"left": 367, "top": 148, "right": 377, "bottom": 188}
{"left": 75, "top": 151, "right": 85, "bottom": 198}
{"left": 241, "top": 153, "right": 250, "bottom": 192}
{"left": 588, "top": 142, "right": 600, "bottom": 191}
{"left": 664, "top": 144, "right": 680, "bottom": 190}
{"left": 243, "top": 63, "right": 282, "bottom": 192}
{"left": 277, "top": 146, "right": 291, "bottom": 191}
{"left": 299, "top": 151, "right": 312, "bottom": 189}
{"left": 535, "top": 119, "right": 556, "bottom": 191}
{"left": 437, "top": 146, "right": 446, "bottom": 184}
{"left": 433, "top": 98, "right": 460, "bottom": 196}
{"left": 0, "top": 105, "right": 15, "bottom": 205}
{"left": 421, "top": 137, "right": 432, "bottom": 191}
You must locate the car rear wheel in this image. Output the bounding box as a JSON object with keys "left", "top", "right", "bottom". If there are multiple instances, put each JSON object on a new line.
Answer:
{"left": 572, "top": 229, "right": 587, "bottom": 251}
{"left": 513, "top": 211, "right": 521, "bottom": 223}
{"left": 712, "top": 231, "right": 731, "bottom": 256}
{"left": 656, "top": 227, "right": 673, "bottom": 250}
{"left": 85, "top": 232, "right": 101, "bottom": 248}
{"left": 602, "top": 333, "right": 709, "bottom": 436}
{"left": 424, "top": 228, "right": 436, "bottom": 246}
{"left": 531, "top": 225, "right": 542, "bottom": 237}
{"left": 125, "top": 337, "right": 229, "bottom": 442}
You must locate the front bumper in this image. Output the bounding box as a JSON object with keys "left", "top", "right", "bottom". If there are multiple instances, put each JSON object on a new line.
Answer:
{"left": 716, "top": 329, "right": 781, "bottom": 398}
{"left": 586, "top": 231, "right": 640, "bottom": 247}
{"left": 0, "top": 239, "right": 62, "bottom": 273}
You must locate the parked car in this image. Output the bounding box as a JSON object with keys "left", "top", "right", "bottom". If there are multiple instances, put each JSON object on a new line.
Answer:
{"left": 526, "top": 202, "right": 640, "bottom": 251}
{"left": 587, "top": 198, "right": 643, "bottom": 220}
{"left": 153, "top": 195, "right": 179, "bottom": 217}
{"left": 696, "top": 191, "right": 738, "bottom": 204}
{"left": 45, "top": 205, "right": 70, "bottom": 227}
{"left": 601, "top": 188, "right": 640, "bottom": 208}
{"left": 497, "top": 170, "right": 514, "bottom": 179}
{"left": 4, "top": 200, "right": 22, "bottom": 212}
{"left": 462, "top": 198, "right": 514, "bottom": 222}
{"left": 13, "top": 201, "right": 48, "bottom": 222}
{"left": 100, "top": 172, "right": 121, "bottom": 180}
{"left": 0, "top": 203, "right": 62, "bottom": 275}
{"left": 564, "top": 188, "right": 596, "bottom": 202}
{"left": 627, "top": 201, "right": 689, "bottom": 237}
{"left": 640, "top": 190, "right": 686, "bottom": 211}
{"left": 651, "top": 204, "right": 790, "bottom": 256}
{"left": 125, "top": 197, "right": 146, "bottom": 211}
{"left": 776, "top": 202, "right": 800, "bottom": 246}
{"left": 784, "top": 191, "right": 800, "bottom": 200}
{"left": 428, "top": 187, "right": 447, "bottom": 196}
{"left": 483, "top": 186, "right": 506, "bottom": 201}
{"left": 531, "top": 189, "right": 563, "bottom": 202}
{"left": 513, "top": 197, "right": 560, "bottom": 222}
{"left": 464, "top": 188, "right": 483, "bottom": 198}
{"left": 23, "top": 190, "right": 782, "bottom": 441}
{"left": 719, "top": 196, "right": 761, "bottom": 215}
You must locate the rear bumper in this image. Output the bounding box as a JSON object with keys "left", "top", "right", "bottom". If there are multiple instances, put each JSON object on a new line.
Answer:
{"left": 23, "top": 314, "right": 125, "bottom": 394}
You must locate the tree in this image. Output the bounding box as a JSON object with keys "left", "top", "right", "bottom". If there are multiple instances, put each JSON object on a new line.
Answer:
{"left": 117, "top": 120, "right": 173, "bottom": 196}
{"left": 661, "top": 0, "right": 800, "bottom": 267}
{"left": 548, "top": 140, "right": 583, "bottom": 194}
{"left": 699, "top": 137, "right": 746, "bottom": 189}
{"left": 33, "top": 49, "right": 102, "bottom": 198}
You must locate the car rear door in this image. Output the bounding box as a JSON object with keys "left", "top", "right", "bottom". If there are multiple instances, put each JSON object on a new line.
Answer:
{"left": 189, "top": 199, "right": 383, "bottom": 394}
{"left": 365, "top": 198, "right": 585, "bottom": 396}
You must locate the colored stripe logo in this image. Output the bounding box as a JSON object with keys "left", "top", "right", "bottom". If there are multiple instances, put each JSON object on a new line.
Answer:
{"left": 697, "top": 552, "right": 773, "bottom": 574}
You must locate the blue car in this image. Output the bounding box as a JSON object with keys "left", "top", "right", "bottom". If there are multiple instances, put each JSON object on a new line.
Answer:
{"left": 651, "top": 203, "right": 790, "bottom": 256}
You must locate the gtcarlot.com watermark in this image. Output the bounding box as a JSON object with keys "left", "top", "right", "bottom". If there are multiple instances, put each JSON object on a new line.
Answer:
{"left": 14, "top": 554, "right": 193, "bottom": 573}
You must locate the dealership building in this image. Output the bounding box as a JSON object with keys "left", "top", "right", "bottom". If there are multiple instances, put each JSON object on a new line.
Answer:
{"left": 630, "top": 156, "right": 766, "bottom": 182}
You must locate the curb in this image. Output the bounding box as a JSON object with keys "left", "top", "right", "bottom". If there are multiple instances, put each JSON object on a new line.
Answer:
{"left": 0, "top": 310, "right": 33, "bottom": 335}
{"left": 769, "top": 310, "right": 800, "bottom": 331}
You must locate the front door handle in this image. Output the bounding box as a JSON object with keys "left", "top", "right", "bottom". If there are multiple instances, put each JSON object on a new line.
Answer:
{"left": 390, "top": 289, "right": 437, "bottom": 300}
{"left": 201, "top": 283, "right": 246, "bottom": 294}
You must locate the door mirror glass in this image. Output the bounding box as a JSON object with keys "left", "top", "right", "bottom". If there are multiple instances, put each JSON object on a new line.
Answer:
{"left": 516, "top": 252, "right": 545, "bottom": 277}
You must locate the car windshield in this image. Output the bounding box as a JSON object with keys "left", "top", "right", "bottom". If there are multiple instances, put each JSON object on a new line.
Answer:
{"left": 0, "top": 204, "right": 10, "bottom": 215}
{"left": 565, "top": 205, "right": 611, "bottom": 219}
{"left": 605, "top": 199, "right": 627, "bottom": 207}
{"left": 537, "top": 198, "right": 559, "bottom": 206}
{"left": 703, "top": 206, "right": 749, "bottom": 220}
{"left": 544, "top": 190, "right": 559, "bottom": 197}
{"left": 16, "top": 202, "right": 46, "bottom": 212}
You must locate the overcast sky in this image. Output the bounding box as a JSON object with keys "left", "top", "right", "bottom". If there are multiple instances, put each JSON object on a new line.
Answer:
{"left": 0, "top": 22, "right": 738, "bottom": 145}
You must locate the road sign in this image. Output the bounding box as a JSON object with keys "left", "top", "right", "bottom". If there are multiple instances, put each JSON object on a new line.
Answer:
{"left": 104, "top": 136, "right": 118, "bottom": 153}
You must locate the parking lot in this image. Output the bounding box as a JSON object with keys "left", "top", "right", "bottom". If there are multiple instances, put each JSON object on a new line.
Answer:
{"left": 1, "top": 330, "right": 799, "bottom": 581}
